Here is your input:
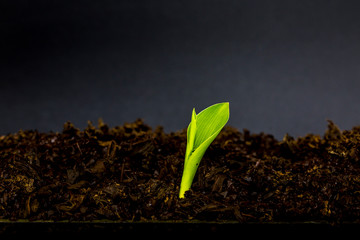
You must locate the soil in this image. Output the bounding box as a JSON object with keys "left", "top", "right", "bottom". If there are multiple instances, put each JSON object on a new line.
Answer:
{"left": 1, "top": 119, "right": 360, "bottom": 225}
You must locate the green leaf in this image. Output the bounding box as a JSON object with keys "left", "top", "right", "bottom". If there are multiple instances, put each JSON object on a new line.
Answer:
{"left": 184, "top": 108, "right": 197, "bottom": 167}
{"left": 179, "top": 102, "right": 230, "bottom": 198}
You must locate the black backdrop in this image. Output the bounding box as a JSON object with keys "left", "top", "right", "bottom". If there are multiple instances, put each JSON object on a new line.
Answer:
{"left": 2, "top": 0, "right": 360, "bottom": 139}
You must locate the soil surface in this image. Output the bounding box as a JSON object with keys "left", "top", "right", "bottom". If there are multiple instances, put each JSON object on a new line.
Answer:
{"left": 1, "top": 119, "right": 360, "bottom": 224}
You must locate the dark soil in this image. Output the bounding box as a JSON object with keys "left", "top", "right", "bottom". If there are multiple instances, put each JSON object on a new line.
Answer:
{"left": 1, "top": 119, "right": 360, "bottom": 224}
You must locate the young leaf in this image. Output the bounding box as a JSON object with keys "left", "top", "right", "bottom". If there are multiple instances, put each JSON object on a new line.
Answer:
{"left": 184, "top": 108, "right": 197, "bottom": 166}
{"left": 179, "top": 102, "right": 230, "bottom": 198}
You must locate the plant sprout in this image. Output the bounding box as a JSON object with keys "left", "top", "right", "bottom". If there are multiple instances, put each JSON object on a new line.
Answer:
{"left": 179, "top": 102, "right": 230, "bottom": 198}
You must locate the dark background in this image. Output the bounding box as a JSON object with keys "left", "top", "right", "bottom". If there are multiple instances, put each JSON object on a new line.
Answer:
{"left": 2, "top": 0, "right": 360, "bottom": 139}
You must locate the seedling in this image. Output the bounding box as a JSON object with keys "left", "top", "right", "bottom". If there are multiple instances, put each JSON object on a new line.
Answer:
{"left": 179, "top": 102, "right": 230, "bottom": 198}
